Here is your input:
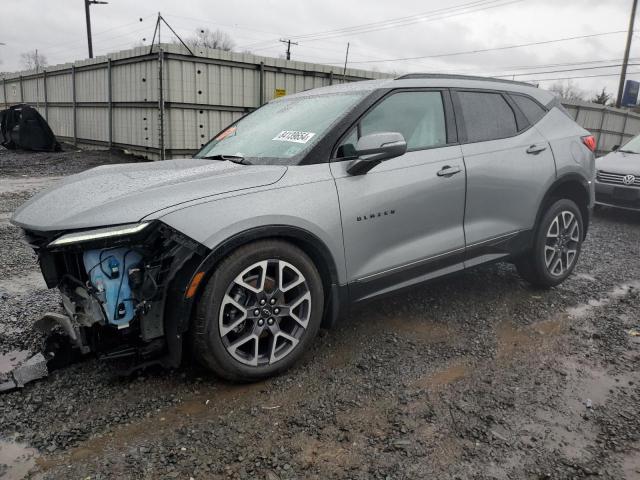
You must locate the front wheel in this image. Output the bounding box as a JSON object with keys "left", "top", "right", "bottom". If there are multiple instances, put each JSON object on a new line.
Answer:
{"left": 516, "top": 198, "right": 584, "bottom": 288}
{"left": 192, "top": 240, "right": 324, "bottom": 382}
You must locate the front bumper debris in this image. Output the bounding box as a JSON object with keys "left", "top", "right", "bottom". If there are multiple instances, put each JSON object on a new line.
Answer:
{"left": 0, "top": 353, "right": 49, "bottom": 393}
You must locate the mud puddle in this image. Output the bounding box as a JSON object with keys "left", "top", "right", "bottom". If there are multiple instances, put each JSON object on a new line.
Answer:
{"left": 0, "top": 439, "right": 39, "bottom": 479}
{"left": 567, "top": 280, "right": 640, "bottom": 319}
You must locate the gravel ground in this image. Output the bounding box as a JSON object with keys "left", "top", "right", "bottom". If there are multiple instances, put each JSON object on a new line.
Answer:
{"left": 0, "top": 147, "right": 639, "bottom": 479}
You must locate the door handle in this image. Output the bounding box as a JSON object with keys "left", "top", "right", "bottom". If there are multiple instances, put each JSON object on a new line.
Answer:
{"left": 526, "top": 144, "right": 547, "bottom": 154}
{"left": 437, "top": 165, "right": 462, "bottom": 177}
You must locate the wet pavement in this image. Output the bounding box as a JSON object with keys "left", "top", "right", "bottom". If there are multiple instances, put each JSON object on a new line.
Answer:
{"left": 0, "top": 439, "right": 39, "bottom": 479}
{"left": 0, "top": 147, "right": 639, "bottom": 479}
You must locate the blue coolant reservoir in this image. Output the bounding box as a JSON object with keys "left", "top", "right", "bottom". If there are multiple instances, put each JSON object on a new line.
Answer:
{"left": 83, "top": 248, "right": 142, "bottom": 327}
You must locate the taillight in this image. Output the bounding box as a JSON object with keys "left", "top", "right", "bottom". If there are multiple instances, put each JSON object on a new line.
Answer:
{"left": 582, "top": 135, "right": 596, "bottom": 152}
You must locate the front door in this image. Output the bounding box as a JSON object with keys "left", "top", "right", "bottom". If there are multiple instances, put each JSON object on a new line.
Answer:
{"left": 330, "top": 90, "right": 467, "bottom": 301}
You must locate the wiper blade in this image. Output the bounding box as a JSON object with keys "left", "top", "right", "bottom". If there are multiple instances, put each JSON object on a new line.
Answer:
{"left": 203, "top": 154, "right": 252, "bottom": 165}
{"left": 618, "top": 149, "right": 637, "bottom": 154}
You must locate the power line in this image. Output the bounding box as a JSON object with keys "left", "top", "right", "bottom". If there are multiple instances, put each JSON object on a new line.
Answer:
{"left": 528, "top": 70, "right": 640, "bottom": 83}
{"left": 338, "top": 30, "right": 628, "bottom": 65}
{"left": 238, "top": 0, "right": 523, "bottom": 50}
{"left": 428, "top": 57, "right": 633, "bottom": 77}
{"left": 481, "top": 57, "right": 638, "bottom": 74}
{"left": 44, "top": 25, "right": 152, "bottom": 57}
{"left": 289, "top": 0, "right": 516, "bottom": 41}
{"left": 162, "top": 13, "right": 283, "bottom": 38}
{"left": 42, "top": 15, "right": 155, "bottom": 52}
{"left": 493, "top": 63, "right": 640, "bottom": 80}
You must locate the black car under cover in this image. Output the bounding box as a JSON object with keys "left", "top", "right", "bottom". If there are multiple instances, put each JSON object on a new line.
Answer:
{"left": 0, "top": 104, "right": 60, "bottom": 151}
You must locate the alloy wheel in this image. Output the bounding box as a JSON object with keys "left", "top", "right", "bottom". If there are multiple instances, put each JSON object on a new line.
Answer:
{"left": 218, "top": 259, "right": 312, "bottom": 367}
{"left": 544, "top": 210, "right": 581, "bottom": 277}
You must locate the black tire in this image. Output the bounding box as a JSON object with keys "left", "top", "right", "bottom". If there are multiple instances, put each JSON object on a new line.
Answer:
{"left": 192, "top": 240, "right": 324, "bottom": 382}
{"left": 516, "top": 198, "right": 584, "bottom": 288}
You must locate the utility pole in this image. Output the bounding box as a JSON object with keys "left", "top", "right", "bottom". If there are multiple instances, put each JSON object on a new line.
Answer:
{"left": 616, "top": 0, "right": 638, "bottom": 108}
{"left": 84, "top": 0, "right": 108, "bottom": 59}
{"left": 342, "top": 42, "right": 350, "bottom": 81}
{"left": 279, "top": 39, "right": 298, "bottom": 60}
{"left": 35, "top": 49, "right": 40, "bottom": 109}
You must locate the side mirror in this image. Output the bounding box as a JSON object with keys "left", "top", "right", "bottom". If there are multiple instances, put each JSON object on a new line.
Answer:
{"left": 347, "top": 132, "right": 407, "bottom": 175}
{"left": 612, "top": 144, "right": 620, "bottom": 151}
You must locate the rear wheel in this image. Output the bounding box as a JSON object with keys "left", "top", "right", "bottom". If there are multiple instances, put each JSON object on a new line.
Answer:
{"left": 192, "top": 240, "right": 324, "bottom": 382}
{"left": 516, "top": 198, "right": 584, "bottom": 288}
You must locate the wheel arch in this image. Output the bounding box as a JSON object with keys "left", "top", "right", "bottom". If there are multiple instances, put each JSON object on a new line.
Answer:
{"left": 536, "top": 173, "right": 591, "bottom": 239}
{"left": 183, "top": 225, "right": 345, "bottom": 332}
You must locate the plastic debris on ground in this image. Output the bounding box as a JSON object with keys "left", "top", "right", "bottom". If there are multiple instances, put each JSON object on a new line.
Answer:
{"left": 0, "top": 353, "right": 49, "bottom": 393}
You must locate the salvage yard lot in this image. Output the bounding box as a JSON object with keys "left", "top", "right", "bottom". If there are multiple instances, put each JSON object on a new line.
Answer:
{"left": 1, "top": 147, "right": 640, "bottom": 479}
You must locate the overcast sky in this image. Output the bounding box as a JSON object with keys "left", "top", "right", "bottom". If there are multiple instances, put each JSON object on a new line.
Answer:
{"left": 0, "top": 0, "right": 637, "bottom": 99}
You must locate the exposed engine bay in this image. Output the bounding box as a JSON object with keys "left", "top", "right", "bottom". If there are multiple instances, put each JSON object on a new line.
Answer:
{"left": 21, "top": 222, "right": 207, "bottom": 373}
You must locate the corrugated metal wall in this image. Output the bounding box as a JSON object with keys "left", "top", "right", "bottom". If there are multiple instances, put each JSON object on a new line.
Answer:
{"left": 4, "top": 49, "right": 638, "bottom": 159}
{"left": 0, "top": 44, "right": 390, "bottom": 159}
{"left": 562, "top": 100, "right": 640, "bottom": 155}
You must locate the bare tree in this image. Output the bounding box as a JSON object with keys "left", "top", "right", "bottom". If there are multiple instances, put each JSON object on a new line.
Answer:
{"left": 591, "top": 87, "right": 613, "bottom": 106}
{"left": 20, "top": 50, "right": 48, "bottom": 70}
{"left": 186, "top": 28, "right": 235, "bottom": 52}
{"left": 548, "top": 80, "right": 585, "bottom": 101}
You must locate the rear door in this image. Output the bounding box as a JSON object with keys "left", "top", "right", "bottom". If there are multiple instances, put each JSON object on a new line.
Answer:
{"left": 330, "top": 89, "right": 467, "bottom": 301}
{"left": 452, "top": 90, "right": 556, "bottom": 265}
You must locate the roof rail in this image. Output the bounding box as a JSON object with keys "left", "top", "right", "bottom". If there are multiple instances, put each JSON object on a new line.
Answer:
{"left": 395, "top": 73, "right": 536, "bottom": 88}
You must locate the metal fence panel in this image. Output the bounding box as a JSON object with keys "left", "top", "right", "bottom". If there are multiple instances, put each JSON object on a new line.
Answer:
{"left": 112, "top": 106, "right": 159, "bottom": 150}
{"left": 625, "top": 116, "right": 640, "bottom": 136}
{"left": 77, "top": 107, "right": 109, "bottom": 142}
{"left": 167, "top": 107, "right": 243, "bottom": 152}
{"left": 111, "top": 59, "right": 158, "bottom": 103}
{"left": 3, "top": 78, "right": 23, "bottom": 104}
{"left": 47, "top": 73, "right": 73, "bottom": 103}
{"left": 13, "top": 45, "right": 640, "bottom": 161}
{"left": 76, "top": 68, "right": 108, "bottom": 102}
{"left": 46, "top": 106, "right": 74, "bottom": 138}
{"left": 21, "top": 77, "right": 43, "bottom": 104}
{"left": 561, "top": 100, "right": 640, "bottom": 156}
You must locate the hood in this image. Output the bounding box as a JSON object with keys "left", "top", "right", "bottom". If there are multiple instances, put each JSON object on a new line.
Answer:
{"left": 596, "top": 150, "right": 640, "bottom": 174}
{"left": 11, "top": 158, "right": 287, "bottom": 231}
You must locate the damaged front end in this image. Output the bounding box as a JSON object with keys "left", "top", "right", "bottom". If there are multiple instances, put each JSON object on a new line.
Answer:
{"left": 23, "top": 221, "right": 208, "bottom": 372}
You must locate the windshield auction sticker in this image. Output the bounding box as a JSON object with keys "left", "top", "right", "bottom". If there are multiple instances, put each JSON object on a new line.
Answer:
{"left": 215, "top": 126, "right": 236, "bottom": 141}
{"left": 272, "top": 131, "right": 316, "bottom": 144}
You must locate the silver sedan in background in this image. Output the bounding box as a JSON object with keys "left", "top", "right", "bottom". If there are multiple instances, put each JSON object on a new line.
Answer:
{"left": 596, "top": 135, "right": 640, "bottom": 211}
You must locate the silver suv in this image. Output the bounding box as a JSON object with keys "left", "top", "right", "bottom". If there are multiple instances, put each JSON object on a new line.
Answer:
{"left": 12, "top": 74, "right": 596, "bottom": 381}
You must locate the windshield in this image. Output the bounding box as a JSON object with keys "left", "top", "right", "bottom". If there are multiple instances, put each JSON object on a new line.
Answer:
{"left": 619, "top": 134, "right": 640, "bottom": 154}
{"left": 195, "top": 92, "right": 366, "bottom": 164}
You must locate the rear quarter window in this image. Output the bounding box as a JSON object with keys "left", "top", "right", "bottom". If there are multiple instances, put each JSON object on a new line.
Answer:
{"left": 457, "top": 91, "right": 518, "bottom": 143}
{"left": 511, "top": 94, "right": 547, "bottom": 124}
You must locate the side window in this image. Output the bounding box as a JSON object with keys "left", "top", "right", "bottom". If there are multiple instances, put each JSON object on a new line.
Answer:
{"left": 336, "top": 128, "right": 358, "bottom": 158}
{"left": 335, "top": 91, "right": 447, "bottom": 158}
{"left": 457, "top": 91, "right": 518, "bottom": 143}
{"left": 511, "top": 94, "right": 547, "bottom": 125}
